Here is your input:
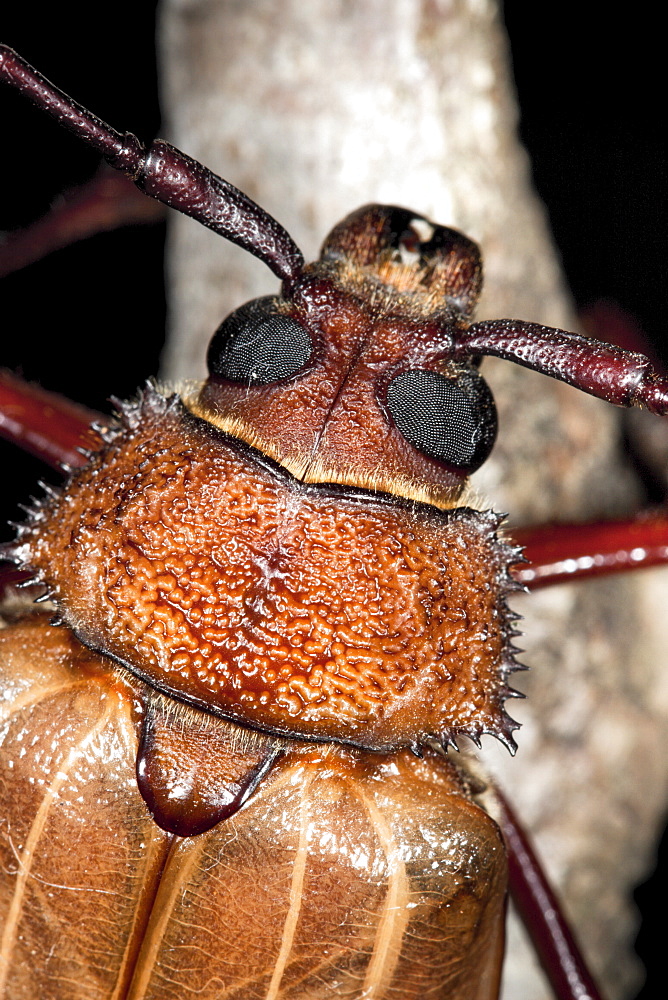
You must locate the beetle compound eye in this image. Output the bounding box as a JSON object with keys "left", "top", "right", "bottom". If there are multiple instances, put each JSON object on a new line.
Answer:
{"left": 385, "top": 367, "right": 497, "bottom": 471}
{"left": 207, "top": 297, "right": 312, "bottom": 384}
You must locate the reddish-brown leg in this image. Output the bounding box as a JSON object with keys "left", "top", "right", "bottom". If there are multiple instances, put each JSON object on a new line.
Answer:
{"left": 0, "top": 370, "right": 103, "bottom": 470}
{"left": 494, "top": 789, "right": 605, "bottom": 1000}
{"left": 513, "top": 515, "right": 668, "bottom": 588}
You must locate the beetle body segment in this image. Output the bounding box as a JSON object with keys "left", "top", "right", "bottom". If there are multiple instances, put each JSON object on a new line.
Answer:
{"left": 10, "top": 386, "right": 520, "bottom": 754}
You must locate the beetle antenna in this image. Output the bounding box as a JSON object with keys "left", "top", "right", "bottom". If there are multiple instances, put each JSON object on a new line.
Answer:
{"left": 0, "top": 45, "right": 305, "bottom": 287}
{"left": 452, "top": 318, "right": 668, "bottom": 415}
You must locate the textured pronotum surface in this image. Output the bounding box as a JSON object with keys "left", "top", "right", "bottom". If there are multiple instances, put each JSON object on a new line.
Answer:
{"left": 14, "top": 388, "right": 520, "bottom": 750}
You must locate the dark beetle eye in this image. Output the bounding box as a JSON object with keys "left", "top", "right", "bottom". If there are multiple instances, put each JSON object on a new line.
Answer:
{"left": 207, "top": 297, "right": 312, "bottom": 384}
{"left": 385, "top": 367, "right": 497, "bottom": 471}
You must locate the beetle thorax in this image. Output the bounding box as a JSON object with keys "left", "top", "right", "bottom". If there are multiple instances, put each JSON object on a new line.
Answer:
{"left": 12, "top": 387, "right": 521, "bottom": 752}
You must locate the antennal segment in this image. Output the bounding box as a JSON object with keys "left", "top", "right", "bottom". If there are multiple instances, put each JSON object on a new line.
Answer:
{"left": 453, "top": 319, "right": 668, "bottom": 415}
{"left": 0, "top": 45, "right": 304, "bottom": 286}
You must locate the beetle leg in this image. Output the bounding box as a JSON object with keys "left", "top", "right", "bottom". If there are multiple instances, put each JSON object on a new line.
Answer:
{"left": 513, "top": 514, "right": 668, "bottom": 588}
{"left": 493, "top": 788, "right": 605, "bottom": 1000}
{"left": 0, "top": 370, "right": 104, "bottom": 471}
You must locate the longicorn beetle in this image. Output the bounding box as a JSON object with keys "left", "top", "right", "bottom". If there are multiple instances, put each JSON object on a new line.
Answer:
{"left": 1, "top": 45, "right": 667, "bottom": 1000}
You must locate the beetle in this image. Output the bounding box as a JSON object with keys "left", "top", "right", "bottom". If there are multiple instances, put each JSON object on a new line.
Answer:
{"left": 0, "top": 39, "right": 664, "bottom": 1000}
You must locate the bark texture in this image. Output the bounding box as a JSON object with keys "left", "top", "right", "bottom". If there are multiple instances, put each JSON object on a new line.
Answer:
{"left": 159, "top": 2, "right": 668, "bottom": 997}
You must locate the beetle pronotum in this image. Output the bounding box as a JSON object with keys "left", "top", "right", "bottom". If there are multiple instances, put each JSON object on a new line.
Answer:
{"left": 0, "top": 27, "right": 664, "bottom": 1000}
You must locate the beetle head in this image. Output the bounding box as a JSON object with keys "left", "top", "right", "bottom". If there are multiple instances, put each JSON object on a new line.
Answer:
{"left": 194, "top": 205, "right": 497, "bottom": 510}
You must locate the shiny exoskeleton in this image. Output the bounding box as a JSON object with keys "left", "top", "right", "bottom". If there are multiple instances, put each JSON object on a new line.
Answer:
{"left": 1, "top": 46, "right": 667, "bottom": 1000}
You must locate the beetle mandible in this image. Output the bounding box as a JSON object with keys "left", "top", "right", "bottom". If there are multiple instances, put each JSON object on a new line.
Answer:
{"left": 0, "top": 39, "right": 665, "bottom": 1000}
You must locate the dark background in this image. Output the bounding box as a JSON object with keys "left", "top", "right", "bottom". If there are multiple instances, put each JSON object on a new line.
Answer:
{"left": 1, "top": 4, "right": 665, "bottom": 996}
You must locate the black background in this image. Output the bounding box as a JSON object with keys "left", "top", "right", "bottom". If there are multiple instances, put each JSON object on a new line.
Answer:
{"left": 1, "top": 4, "right": 665, "bottom": 996}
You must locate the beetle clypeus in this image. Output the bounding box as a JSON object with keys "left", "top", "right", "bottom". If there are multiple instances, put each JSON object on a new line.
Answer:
{"left": 1, "top": 45, "right": 667, "bottom": 1000}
